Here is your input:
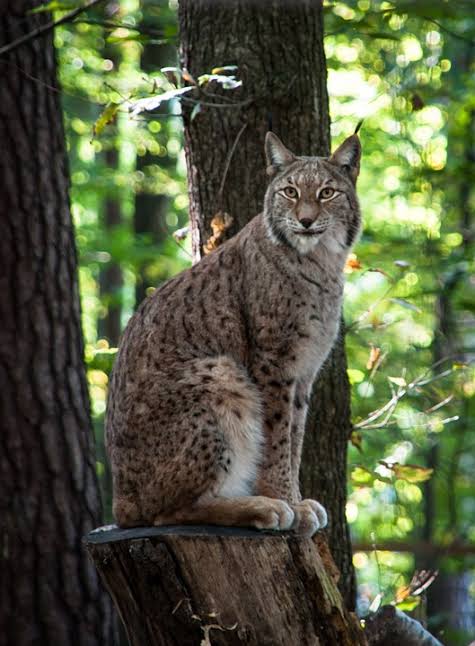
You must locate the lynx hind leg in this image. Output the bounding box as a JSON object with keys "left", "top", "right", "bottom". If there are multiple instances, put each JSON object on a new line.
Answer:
{"left": 205, "top": 356, "right": 264, "bottom": 498}
{"left": 153, "top": 356, "right": 294, "bottom": 531}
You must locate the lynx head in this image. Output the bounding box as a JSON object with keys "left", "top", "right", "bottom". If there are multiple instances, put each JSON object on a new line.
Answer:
{"left": 263, "top": 132, "right": 361, "bottom": 255}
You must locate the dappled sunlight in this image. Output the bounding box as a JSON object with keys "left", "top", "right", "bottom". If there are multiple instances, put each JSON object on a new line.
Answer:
{"left": 52, "top": 0, "right": 475, "bottom": 640}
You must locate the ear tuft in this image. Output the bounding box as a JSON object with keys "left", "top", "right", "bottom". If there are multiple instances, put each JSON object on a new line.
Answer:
{"left": 329, "top": 134, "right": 361, "bottom": 183}
{"left": 265, "top": 132, "right": 295, "bottom": 174}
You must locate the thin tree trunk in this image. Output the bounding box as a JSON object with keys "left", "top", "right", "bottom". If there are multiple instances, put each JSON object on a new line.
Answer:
{"left": 98, "top": 7, "right": 123, "bottom": 347}
{"left": 0, "top": 4, "right": 116, "bottom": 644}
{"left": 134, "top": 0, "right": 175, "bottom": 308}
{"left": 178, "top": 0, "right": 355, "bottom": 606}
{"left": 98, "top": 146, "right": 123, "bottom": 346}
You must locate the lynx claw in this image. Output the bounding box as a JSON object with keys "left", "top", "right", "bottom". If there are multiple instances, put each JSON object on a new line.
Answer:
{"left": 291, "top": 499, "right": 328, "bottom": 537}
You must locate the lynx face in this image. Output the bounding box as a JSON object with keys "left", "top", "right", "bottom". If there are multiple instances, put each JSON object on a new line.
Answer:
{"left": 263, "top": 133, "right": 361, "bottom": 255}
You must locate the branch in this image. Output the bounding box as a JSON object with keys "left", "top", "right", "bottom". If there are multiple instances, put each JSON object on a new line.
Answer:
{"left": 353, "top": 540, "right": 475, "bottom": 557}
{"left": 0, "top": 0, "right": 106, "bottom": 58}
{"left": 217, "top": 122, "right": 247, "bottom": 209}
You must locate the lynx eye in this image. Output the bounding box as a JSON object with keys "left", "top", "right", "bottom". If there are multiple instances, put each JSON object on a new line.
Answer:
{"left": 283, "top": 186, "right": 298, "bottom": 199}
{"left": 319, "top": 187, "right": 335, "bottom": 200}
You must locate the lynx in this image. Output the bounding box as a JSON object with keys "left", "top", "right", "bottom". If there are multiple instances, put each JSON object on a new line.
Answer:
{"left": 106, "top": 131, "right": 361, "bottom": 537}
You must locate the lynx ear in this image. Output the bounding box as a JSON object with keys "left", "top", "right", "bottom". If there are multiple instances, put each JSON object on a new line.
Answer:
{"left": 265, "top": 132, "right": 296, "bottom": 176}
{"left": 329, "top": 134, "right": 361, "bottom": 184}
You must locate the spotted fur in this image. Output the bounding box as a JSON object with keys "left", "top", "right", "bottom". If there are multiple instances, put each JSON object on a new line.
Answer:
{"left": 106, "top": 132, "right": 362, "bottom": 536}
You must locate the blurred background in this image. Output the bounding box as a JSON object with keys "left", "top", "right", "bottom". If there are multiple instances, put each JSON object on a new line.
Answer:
{"left": 57, "top": 0, "right": 474, "bottom": 643}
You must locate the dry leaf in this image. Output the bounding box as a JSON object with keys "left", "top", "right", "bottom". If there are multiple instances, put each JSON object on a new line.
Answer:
{"left": 345, "top": 254, "right": 363, "bottom": 272}
{"left": 379, "top": 461, "right": 434, "bottom": 483}
{"left": 366, "top": 346, "right": 381, "bottom": 371}
{"left": 182, "top": 68, "right": 197, "bottom": 85}
{"left": 203, "top": 212, "right": 234, "bottom": 254}
{"left": 350, "top": 431, "right": 363, "bottom": 452}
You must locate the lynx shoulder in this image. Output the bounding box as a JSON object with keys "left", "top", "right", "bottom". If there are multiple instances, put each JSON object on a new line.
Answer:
{"left": 106, "top": 131, "right": 361, "bottom": 536}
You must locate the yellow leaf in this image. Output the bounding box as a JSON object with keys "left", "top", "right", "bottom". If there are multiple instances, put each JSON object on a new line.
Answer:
{"left": 395, "top": 584, "right": 411, "bottom": 603}
{"left": 392, "top": 463, "right": 433, "bottom": 483}
{"left": 93, "top": 102, "right": 119, "bottom": 138}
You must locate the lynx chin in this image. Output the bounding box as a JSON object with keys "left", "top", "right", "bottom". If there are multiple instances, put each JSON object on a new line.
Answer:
{"left": 106, "top": 131, "right": 362, "bottom": 537}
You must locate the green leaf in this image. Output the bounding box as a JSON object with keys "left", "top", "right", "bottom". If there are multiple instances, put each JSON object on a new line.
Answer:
{"left": 396, "top": 596, "right": 421, "bottom": 612}
{"left": 164, "top": 23, "right": 178, "bottom": 38}
{"left": 360, "top": 31, "right": 400, "bottom": 41}
{"left": 107, "top": 33, "right": 149, "bottom": 44}
{"left": 351, "top": 466, "right": 374, "bottom": 486}
{"left": 348, "top": 368, "right": 365, "bottom": 384}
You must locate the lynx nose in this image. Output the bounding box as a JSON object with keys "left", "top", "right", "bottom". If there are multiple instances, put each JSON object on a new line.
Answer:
{"left": 300, "top": 218, "right": 313, "bottom": 229}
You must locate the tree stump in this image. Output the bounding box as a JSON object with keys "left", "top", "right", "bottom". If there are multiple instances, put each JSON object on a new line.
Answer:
{"left": 86, "top": 525, "right": 367, "bottom": 646}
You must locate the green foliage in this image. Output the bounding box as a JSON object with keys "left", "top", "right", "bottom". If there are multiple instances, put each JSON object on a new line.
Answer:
{"left": 323, "top": 2, "right": 475, "bottom": 635}
{"left": 56, "top": 0, "right": 474, "bottom": 639}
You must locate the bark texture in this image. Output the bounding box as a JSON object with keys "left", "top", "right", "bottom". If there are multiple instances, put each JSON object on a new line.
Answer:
{"left": 0, "top": 4, "right": 115, "bottom": 645}
{"left": 87, "top": 525, "right": 367, "bottom": 646}
{"left": 178, "top": 0, "right": 355, "bottom": 606}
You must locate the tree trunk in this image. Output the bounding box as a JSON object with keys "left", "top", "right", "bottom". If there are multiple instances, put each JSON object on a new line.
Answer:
{"left": 134, "top": 0, "right": 175, "bottom": 308}
{"left": 87, "top": 526, "right": 366, "bottom": 646}
{"left": 98, "top": 7, "right": 123, "bottom": 346}
{"left": 0, "top": 4, "right": 116, "bottom": 644}
{"left": 98, "top": 145, "right": 123, "bottom": 347}
{"left": 178, "top": 0, "right": 355, "bottom": 606}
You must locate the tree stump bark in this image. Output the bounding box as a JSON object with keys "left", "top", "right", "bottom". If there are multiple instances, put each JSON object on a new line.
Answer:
{"left": 86, "top": 525, "right": 367, "bottom": 646}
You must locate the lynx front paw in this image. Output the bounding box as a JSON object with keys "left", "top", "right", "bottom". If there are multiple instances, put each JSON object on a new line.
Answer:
{"left": 291, "top": 499, "right": 328, "bottom": 537}
{"left": 252, "top": 498, "right": 295, "bottom": 532}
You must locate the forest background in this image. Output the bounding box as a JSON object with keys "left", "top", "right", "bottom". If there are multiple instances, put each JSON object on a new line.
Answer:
{"left": 43, "top": 0, "right": 475, "bottom": 643}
